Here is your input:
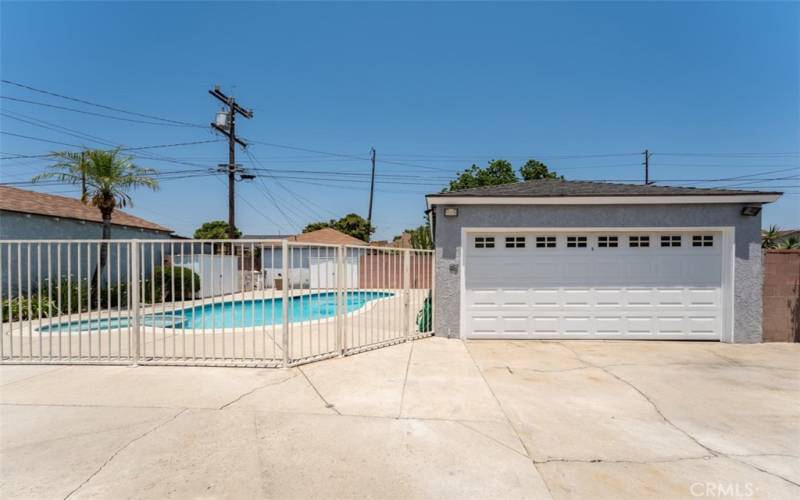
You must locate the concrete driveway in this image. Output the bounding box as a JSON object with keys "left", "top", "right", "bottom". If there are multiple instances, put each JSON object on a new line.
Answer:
{"left": 1, "top": 338, "right": 798, "bottom": 499}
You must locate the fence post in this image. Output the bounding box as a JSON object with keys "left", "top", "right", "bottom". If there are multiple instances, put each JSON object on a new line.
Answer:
{"left": 430, "top": 250, "right": 435, "bottom": 337}
{"left": 281, "top": 239, "right": 290, "bottom": 367}
{"left": 336, "top": 245, "right": 346, "bottom": 356}
{"left": 403, "top": 250, "right": 411, "bottom": 340}
{"left": 130, "top": 240, "right": 140, "bottom": 366}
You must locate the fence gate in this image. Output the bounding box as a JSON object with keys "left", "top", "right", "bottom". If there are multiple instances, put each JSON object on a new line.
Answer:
{"left": 0, "top": 239, "right": 434, "bottom": 367}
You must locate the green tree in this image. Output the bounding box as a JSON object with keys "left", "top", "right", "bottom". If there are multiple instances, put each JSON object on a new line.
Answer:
{"left": 761, "top": 225, "right": 781, "bottom": 249}
{"left": 302, "top": 213, "right": 374, "bottom": 242}
{"left": 396, "top": 215, "right": 434, "bottom": 250}
{"left": 444, "top": 159, "right": 562, "bottom": 192}
{"left": 33, "top": 148, "right": 159, "bottom": 305}
{"left": 446, "top": 159, "right": 517, "bottom": 192}
{"left": 409, "top": 223, "right": 433, "bottom": 250}
{"left": 519, "top": 159, "right": 563, "bottom": 180}
{"left": 194, "top": 220, "right": 241, "bottom": 239}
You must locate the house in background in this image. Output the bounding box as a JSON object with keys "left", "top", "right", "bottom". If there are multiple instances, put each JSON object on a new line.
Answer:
{"left": 0, "top": 186, "right": 173, "bottom": 240}
{"left": 426, "top": 179, "right": 781, "bottom": 344}
{"left": 0, "top": 186, "right": 174, "bottom": 294}
{"left": 241, "top": 228, "right": 365, "bottom": 288}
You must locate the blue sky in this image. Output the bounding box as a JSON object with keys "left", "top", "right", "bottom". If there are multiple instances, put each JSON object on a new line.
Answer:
{"left": 1, "top": 1, "right": 798, "bottom": 238}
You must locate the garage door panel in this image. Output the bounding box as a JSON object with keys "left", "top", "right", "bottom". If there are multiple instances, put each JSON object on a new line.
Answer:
{"left": 464, "top": 230, "right": 725, "bottom": 340}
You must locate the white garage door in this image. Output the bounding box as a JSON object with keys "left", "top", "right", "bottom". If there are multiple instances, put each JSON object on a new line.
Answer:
{"left": 463, "top": 231, "right": 725, "bottom": 340}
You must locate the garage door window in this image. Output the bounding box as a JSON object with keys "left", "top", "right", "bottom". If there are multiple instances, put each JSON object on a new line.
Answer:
{"left": 566, "top": 236, "right": 587, "bottom": 248}
{"left": 661, "top": 235, "right": 682, "bottom": 247}
{"left": 693, "top": 235, "right": 714, "bottom": 247}
{"left": 535, "top": 236, "right": 556, "bottom": 248}
{"left": 505, "top": 236, "right": 525, "bottom": 248}
{"left": 474, "top": 237, "right": 495, "bottom": 249}
{"left": 629, "top": 236, "right": 650, "bottom": 248}
{"left": 598, "top": 236, "right": 618, "bottom": 248}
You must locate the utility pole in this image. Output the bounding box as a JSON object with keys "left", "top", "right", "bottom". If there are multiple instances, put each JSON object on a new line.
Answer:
{"left": 367, "top": 147, "right": 376, "bottom": 240}
{"left": 643, "top": 149, "right": 651, "bottom": 185}
{"left": 209, "top": 86, "right": 253, "bottom": 239}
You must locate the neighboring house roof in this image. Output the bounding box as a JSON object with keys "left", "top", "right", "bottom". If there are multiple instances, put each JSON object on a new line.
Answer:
{"left": 0, "top": 186, "right": 172, "bottom": 233}
{"left": 289, "top": 227, "right": 366, "bottom": 246}
{"left": 428, "top": 179, "right": 782, "bottom": 198}
{"left": 241, "top": 234, "right": 290, "bottom": 240}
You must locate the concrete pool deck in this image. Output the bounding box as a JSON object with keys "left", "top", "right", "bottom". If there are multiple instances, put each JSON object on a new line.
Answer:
{"left": 1, "top": 337, "right": 798, "bottom": 499}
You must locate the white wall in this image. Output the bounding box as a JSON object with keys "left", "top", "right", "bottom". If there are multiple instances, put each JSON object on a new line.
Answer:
{"left": 173, "top": 254, "right": 240, "bottom": 298}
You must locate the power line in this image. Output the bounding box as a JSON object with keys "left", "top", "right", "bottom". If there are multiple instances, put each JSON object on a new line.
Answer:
{"left": 1, "top": 79, "right": 205, "bottom": 128}
{"left": 1, "top": 95, "right": 202, "bottom": 127}
{"left": 0, "top": 111, "right": 219, "bottom": 169}
{"left": 209, "top": 176, "right": 289, "bottom": 232}
{"left": 378, "top": 152, "right": 642, "bottom": 160}
{"left": 243, "top": 148, "right": 335, "bottom": 222}
{"left": 654, "top": 152, "right": 800, "bottom": 157}
{"left": 0, "top": 131, "right": 85, "bottom": 149}
{"left": 0, "top": 137, "right": 221, "bottom": 160}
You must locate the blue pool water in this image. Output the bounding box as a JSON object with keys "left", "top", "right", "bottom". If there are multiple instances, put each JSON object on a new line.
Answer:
{"left": 37, "top": 291, "right": 393, "bottom": 333}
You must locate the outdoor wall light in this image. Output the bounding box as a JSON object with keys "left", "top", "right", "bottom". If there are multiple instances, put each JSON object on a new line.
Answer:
{"left": 741, "top": 206, "right": 762, "bottom": 216}
{"left": 444, "top": 207, "right": 458, "bottom": 217}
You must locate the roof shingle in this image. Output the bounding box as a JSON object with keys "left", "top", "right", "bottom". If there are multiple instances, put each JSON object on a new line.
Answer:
{"left": 290, "top": 227, "right": 366, "bottom": 245}
{"left": 0, "top": 186, "right": 172, "bottom": 233}
{"left": 427, "top": 179, "right": 783, "bottom": 198}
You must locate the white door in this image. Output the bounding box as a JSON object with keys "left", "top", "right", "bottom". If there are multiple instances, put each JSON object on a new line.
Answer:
{"left": 463, "top": 231, "right": 725, "bottom": 340}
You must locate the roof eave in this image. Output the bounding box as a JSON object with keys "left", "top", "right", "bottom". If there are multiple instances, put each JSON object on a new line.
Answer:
{"left": 0, "top": 208, "right": 173, "bottom": 233}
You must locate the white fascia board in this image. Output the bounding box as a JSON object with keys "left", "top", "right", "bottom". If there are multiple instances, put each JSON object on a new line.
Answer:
{"left": 426, "top": 194, "right": 780, "bottom": 208}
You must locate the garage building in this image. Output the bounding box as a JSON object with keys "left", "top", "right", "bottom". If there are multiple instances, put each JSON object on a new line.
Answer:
{"left": 426, "top": 180, "right": 781, "bottom": 343}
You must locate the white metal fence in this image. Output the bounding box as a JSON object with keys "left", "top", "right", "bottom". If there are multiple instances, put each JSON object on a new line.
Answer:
{"left": 0, "top": 239, "right": 434, "bottom": 367}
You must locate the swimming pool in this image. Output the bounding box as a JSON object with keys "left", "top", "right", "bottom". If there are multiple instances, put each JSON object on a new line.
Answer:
{"left": 37, "top": 291, "right": 393, "bottom": 333}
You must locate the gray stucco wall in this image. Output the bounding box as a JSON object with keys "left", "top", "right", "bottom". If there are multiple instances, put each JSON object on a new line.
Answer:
{"left": 1, "top": 211, "right": 172, "bottom": 296}
{"left": 432, "top": 203, "right": 763, "bottom": 343}
{"left": 0, "top": 211, "right": 171, "bottom": 241}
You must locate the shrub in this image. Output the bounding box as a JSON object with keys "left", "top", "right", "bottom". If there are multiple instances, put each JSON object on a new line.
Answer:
{"left": 416, "top": 293, "right": 432, "bottom": 333}
{"left": 144, "top": 266, "right": 201, "bottom": 303}
{"left": 2, "top": 294, "right": 57, "bottom": 322}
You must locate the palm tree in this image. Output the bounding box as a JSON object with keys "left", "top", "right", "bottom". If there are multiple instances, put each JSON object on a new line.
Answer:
{"left": 33, "top": 148, "right": 159, "bottom": 304}
{"left": 48, "top": 151, "right": 91, "bottom": 200}
{"left": 761, "top": 225, "right": 782, "bottom": 249}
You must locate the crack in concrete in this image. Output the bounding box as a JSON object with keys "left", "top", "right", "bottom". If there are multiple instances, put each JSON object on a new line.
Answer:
{"left": 730, "top": 453, "right": 800, "bottom": 460}
{"left": 0, "top": 366, "right": 68, "bottom": 388}
{"left": 463, "top": 341, "right": 556, "bottom": 500}
{"left": 297, "top": 366, "right": 341, "bottom": 415}
{"left": 455, "top": 420, "right": 530, "bottom": 459}
{"left": 703, "top": 348, "right": 742, "bottom": 366}
{"left": 556, "top": 341, "right": 800, "bottom": 489}
{"left": 3, "top": 415, "right": 179, "bottom": 452}
{"left": 62, "top": 408, "right": 187, "bottom": 500}
{"left": 217, "top": 373, "right": 299, "bottom": 410}
{"left": 533, "top": 455, "right": 715, "bottom": 465}
{"left": 556, "top": 341, "right": 718, "bottom": 457}
{"left": 397, "top": 339, "right": 415, "bottom": 418}
{"left": 726, "top": 455, "right": 800, "bottom": 488}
